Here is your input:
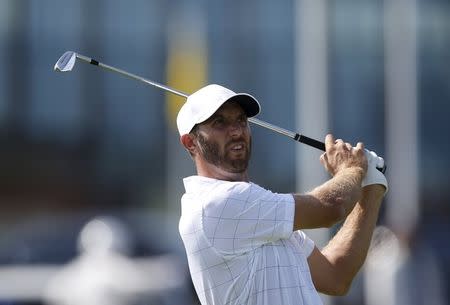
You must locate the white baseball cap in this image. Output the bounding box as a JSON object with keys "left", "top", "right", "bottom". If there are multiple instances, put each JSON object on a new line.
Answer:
{"left": 176, "top": 84, "right": 261, "bottom": 136}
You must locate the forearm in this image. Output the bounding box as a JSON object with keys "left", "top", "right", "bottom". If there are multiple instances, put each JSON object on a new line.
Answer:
{"left": 321, "top": 186, "right": 384, "bottom": 291}
{"left": 294, "top": 167, "right": 364, "bottom": 229}
{"left": 310, "top": 167, "right": 364, "bottom": 215}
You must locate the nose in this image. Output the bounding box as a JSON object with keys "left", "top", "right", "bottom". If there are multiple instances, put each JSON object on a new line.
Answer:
{"left": 229, "top": 121, "right": 244, "bottom": 137}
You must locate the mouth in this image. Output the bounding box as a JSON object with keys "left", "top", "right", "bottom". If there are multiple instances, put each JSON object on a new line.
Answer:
{"left": 228, "top": 142, "right": 246, "bottom": 153}
{"left": 231, "top": 143, "right": 244, "bottom": 150}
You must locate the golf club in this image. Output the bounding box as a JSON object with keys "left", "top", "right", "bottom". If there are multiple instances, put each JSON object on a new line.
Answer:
{"left": 54, "top": 51, "right": 386, "bottom": 173}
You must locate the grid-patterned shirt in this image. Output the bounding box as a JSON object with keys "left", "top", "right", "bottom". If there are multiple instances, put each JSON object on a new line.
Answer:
{"left": 179, "top": 176, "right": 323, "bottom": 305}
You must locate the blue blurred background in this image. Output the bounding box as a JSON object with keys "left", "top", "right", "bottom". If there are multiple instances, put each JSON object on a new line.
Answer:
{"left": 0, "top": 0, "right": 449, "bottom": 304}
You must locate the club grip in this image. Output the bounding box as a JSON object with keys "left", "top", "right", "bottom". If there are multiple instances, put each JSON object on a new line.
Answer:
{"left": 295, "top": 134, "right": 326, "bottom": 151}
{"left": 294, "top": 133, "right": 387, "bottom": 173}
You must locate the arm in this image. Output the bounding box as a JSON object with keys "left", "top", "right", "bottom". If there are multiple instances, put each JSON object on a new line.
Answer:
{"left": 293, "top": 134, "right": 367, "bottom": 230}
{"left": 307, "top": 184, "right": 385, "bottom": 295}
{"left": 293, "top": 166, "right": 364, "bottom": 229}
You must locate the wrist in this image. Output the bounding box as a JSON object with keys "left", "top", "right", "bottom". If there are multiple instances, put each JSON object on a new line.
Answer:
{"left": 359, "top": 185, "right": 385, "bottom": 209}
{"left": 362, "top": 184, "right": 386, "bottom": 197}
{"left": 337, "top": 166, "right": 365, "bottom": 182}
{"left": 361, "top": 165, "right": 388, "bottom": 195}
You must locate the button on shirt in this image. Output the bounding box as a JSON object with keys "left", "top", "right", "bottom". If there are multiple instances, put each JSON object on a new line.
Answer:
{"left": 179, "top": 176, "right": 323, "bottom": 305}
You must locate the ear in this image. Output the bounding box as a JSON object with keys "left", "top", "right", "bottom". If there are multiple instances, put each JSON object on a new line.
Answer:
{"left": 180, "top": 134, "right": 197, "bottom": 155}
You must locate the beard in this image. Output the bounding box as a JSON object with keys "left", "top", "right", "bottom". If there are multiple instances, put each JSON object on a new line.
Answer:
{"left": 196, "top": 133, "right": 251, "bottom": 173}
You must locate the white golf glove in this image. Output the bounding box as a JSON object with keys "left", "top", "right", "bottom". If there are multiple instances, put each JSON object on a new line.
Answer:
{"left": 361, "top": 150, "right": 388, "bottom": 194}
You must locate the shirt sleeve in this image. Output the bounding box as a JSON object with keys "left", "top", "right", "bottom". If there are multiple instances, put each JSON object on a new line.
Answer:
{"left": 292, "top": 230, "right": 315, "bottom": 257}
{"left": 202, "top": 182, "right": 295, "bottom": 255}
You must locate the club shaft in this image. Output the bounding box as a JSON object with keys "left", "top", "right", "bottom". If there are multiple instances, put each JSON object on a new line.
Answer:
{"left": 75, "top": 54, "right": 189, "bottom": 98}
{"left": 75, "top": 53, "right": 325, "bottom": 150}
{"left": 248, "top": 118, "right": 326, "bottom": 151}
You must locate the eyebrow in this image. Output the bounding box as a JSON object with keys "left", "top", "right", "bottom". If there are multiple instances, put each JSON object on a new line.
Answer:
{"left": 206, "top": 113, "right": 222, "bottom": 121}
{"left": 209, "top": 111, "right": 246, "bottom": 121}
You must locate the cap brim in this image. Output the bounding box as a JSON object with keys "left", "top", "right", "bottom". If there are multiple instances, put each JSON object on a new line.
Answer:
{"left": 226, "top": 93, "right": 260, "bottom": 118}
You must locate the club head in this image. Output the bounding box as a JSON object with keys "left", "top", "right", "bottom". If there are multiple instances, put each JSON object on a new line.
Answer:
{"left": 54, "top": 51, "right": 77, "bottom": 72}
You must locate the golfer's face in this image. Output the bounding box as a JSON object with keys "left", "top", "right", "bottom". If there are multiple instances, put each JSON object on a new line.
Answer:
{"left": 195, "top": 101, "right": 252, "bottom": 173}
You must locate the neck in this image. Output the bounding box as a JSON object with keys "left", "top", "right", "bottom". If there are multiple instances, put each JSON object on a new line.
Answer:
{"left": 196, "top": 161, "right": 249, "bottom": 182}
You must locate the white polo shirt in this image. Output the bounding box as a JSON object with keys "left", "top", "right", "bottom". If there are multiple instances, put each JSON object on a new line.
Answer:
{"left": 179, "top": 176, "right": 323, "bottom": 305}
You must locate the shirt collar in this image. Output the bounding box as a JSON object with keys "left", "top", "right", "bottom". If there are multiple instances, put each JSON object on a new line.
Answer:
{"left": 183, "top": 175, "right": 220, "bottom": 194}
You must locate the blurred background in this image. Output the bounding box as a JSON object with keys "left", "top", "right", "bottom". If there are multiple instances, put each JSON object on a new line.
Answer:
{"left": 0, "top": 0, "right": 449, "bottom": 304}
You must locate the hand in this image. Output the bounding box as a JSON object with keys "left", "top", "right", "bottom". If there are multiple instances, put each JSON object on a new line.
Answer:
{"left": 320, "top": 134, "right": 368, "bottom": 177}
{"left": 361, "top": 150, "right": 388, "bottom": 195}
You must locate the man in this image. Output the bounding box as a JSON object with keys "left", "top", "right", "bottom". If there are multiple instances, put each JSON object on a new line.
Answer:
{"left": 177, "top": 84, "right": 388, "bottom": 305}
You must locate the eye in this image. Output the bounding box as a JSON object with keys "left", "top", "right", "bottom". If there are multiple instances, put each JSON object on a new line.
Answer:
{"left": 212, "top": 117, "right": 225, "bottom": 127}
{"left": 238, "top": 116, "right": 248, "bottom": 126}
